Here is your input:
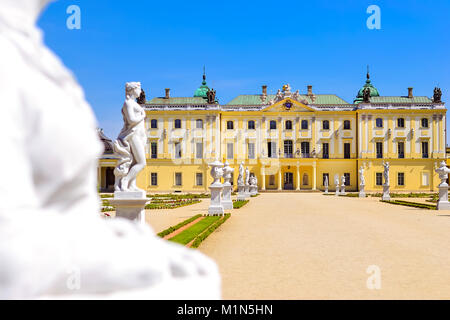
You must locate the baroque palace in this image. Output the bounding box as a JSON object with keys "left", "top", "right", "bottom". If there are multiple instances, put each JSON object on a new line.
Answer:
{"left": 98, "top": 72, "right": 446, "bottom": 193}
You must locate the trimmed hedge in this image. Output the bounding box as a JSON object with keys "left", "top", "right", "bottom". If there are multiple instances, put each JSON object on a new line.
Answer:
{"left": 147, "top": 193, "right": 210, "bottom": 200}
{"left": 168, "top": 216, "right": 221, "bottom": 245}
{"left": 380, "top": 200, "right": 436, "bottom": 210}
{"left": 191, "top": 214, "right": 231, "bottom": 248}
{"left": 145, "top": 199, "right": 200, "bottom": 210}
{"left": 250, "top": 193, "right": 260, "bottom": 198}
{"left": 233, "top": 200, "right": 249, "bottom": 209}
{"left": 371, "top": 192, "right": 438, "bottom": 198}
{"left": 157, "top": 214, "right": 202, "bottom": 238}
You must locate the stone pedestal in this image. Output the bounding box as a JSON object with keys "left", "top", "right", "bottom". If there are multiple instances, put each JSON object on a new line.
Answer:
{"left": 237, "top": 184, "right": 246, "bottom": 201}
{"left": 109, "top": 191, "right": 149, "bottom": 225}
{"left": 209, "top": 184, "right": 224, "bottom": 215}
{"left": 222, "top": 183, "right": 233, "bottom": 210}
{"left": 335, "top": 187, "right": 340, "bottom": 196}
{"left": 250, "top": 185, "right": 257, "bottom": 196}
{"left": 359, "top": 183, "right": 366, "bottom": 198}
{"left": 324, "top": 186, "right": 328, "bottom": 195}
{"left": 437, "top": 184, "right": 450, "bottom": 210}
{"left": 244, "top": 184, "right": 250, "bottom": 198}
{"left": 382, "top": 184, "right": 391, "bottom": 201}
{"left": 340, "top": 184, "right": 346, "bottom": 196}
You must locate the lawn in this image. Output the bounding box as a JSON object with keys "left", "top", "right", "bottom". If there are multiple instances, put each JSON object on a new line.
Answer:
{"left": 168, "top": 216, "right": 222, "bottom": 245}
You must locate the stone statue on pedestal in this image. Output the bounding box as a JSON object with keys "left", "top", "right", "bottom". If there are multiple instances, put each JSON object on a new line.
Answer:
{"left": 237, "top": 162, "right": 246, "bottom": 200}
{"left": 435, "top": 161, "right": 450, "bottom": 210}
{"left": 244, "top": 167, "right": 251, "bottom": 198}
{"left": 335, "top": 174, "right": 340, "bottom": 196}
{"left": 324, "top": 175, "right": 329, "bottom": 194}
{"left": 382, "top": 161, "right": 391, "bottom": 201}
{"left": 359, "top": 166, "right": 366, "bottom": 198}
{"left": 208, "top": 160, "right": 225, "bottom": 215}
{"left": 340, "top": 175, "right": 346, "bottom": 195}
{"left": 222, "top": 161, "right": 234, "bottom": 210}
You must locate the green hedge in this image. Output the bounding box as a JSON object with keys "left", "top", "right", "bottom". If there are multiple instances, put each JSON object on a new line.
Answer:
{"left": 233, "top": 200, "right": 249, "bottom": 209}
{"left": 145, "top": 199, "right": 200, "bottom": 210}
{"left": 191, "top": 214, "right": 231, "bottom": 249}
{"left": 168, "top": 216, "right": 221, "bottom": 245}
{"left": 380, "top": 200, "right": 436, "bottom": 210}
{"left": 157, "top": 214, "right": 203, "bottom": 238}
{"left": 371, "top": 192, "right": 438, "bottom": 198}
{"left": 147, "top": 193, "right": 209, "bottom": 200}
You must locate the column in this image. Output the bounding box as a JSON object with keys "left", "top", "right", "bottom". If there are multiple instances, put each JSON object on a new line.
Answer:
{"left": 312, "top": 162, "right": 317, "bottom": 191}
{"left": 261, "top": 166, "right": 266, "bottom": 191}
{"left": 278, "top": 169, "right": 282, "bottom": 191}
{"left": 296, "top": 164, "right": 300, "bottom": 190}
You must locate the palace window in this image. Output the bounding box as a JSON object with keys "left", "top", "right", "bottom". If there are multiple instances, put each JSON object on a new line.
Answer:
{"left": 421, "top": 118, "right": 429, "bottom": 128}
{"left": 150, "top": 119, "right": 158, "bottom": 129}
{"left": 284, "top": 140, "right": 293, "bottom": 158}
{"left": 269, "top": 175, "right": 275, "bottom": 186}
{"left": 422, "top": 141, "right": 429, "bottom": 158}
{"left": 248, "top": 143, "right": 255, "bottom": 159}
{"left": 422, "top": 172, "right": 429, "bottom": 186}
{"left": 175, "top": 173, "right": 182, "bottom": 186}
{"left": 322, "top": 173, "right": 329, "bottom": 186}
{"left": 376, "top": 173, "right": 383, "bottom": 186}
{"left": 227, "top": 121, "right": 234, "bottom": 130}
{"left": 301, "top": 120, "right": 308, "bottom": 130}
{"left": 397, "top": 172, "right": 405, "bottom": 186}
{"left": 174, "top": 142, "right": 182, "bottom": 159}
{"left": 196, "top": 119, "right": 203, "bottom": 129}
{"left": 227, "top": 143, "right": 234, "bottom": 159}
{"left": 270, "top": 120, "right": 277, "bottom": 130}
{"left": 301, "top": 142, "right": 310, "bottom": 158}
{"left": 196, "top": 173, "right": 203, "bottom": 186}
{"left": 268, "top": 142, "right": 277, "bottom": 158}
{"left": 398, "top": 141, "right": 405, "bottom": 159}
{"left": 375, "top": 118, "right": 383, "bottom": 128}
{"left": 322, "top": 120, "right": 330, "bottom": 130}
{"left": 344, "top": 173, "right": 350, "bottom": 186}
{"left": 151, "top": 142, "right": 158, "bottom": 159}
{"left": 174, "top": 119, "right": 182, "bottom": 129}
{"left": 285, "top": 120, "right": 293, "bottom": 130}
{"left": 322, "top": 143, "right": 329, "bottom": 159}
{"left": 397, "top": 118, "right": 405, "bottom": 128}
{"left": 343, "top": 120, "right": 351, "bottom": 130}
{"left": 151, "top": 173, "right": 158, "bottom": 186}
{"left": 248, "top": 120, "right": 255, "bottom": 130}
{"left": 344, "top": 143, "right": 351, "bottom": 159}
{"left": 376, "top": 142, "right": 383, "bottom": 158}
{"left": 196, "top": 142, "right": 203, "bottom": 159}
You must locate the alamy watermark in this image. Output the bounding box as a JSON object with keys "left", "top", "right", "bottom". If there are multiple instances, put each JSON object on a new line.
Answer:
{"left": 366, "top": 265, "right": 381, "bottom": 290}
{"left": 366, "top": 5, "right": 381, "bottom": 30}
{"left": 66, "top": 5, "right": 81, "bottom": 30}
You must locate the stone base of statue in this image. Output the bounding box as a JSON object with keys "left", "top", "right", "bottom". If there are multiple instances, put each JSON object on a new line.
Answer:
{"left": 237, "top": 184, "right": 246, "bottom": 201}
{"left": 109, "top": 191, "right": 149, "bottom": 225}
{"left": 359, "top": 184, "right": 366, "bottom": 198}
{"left": 209, "top": 184, "right": 224, "bottom": 215}
{"left": 340, "top": 185, "right": 346, "bottom": 196}
{"left": 382, "top": 184, "right": 391, "bottom": 201}
{"left": 222, "top": 183, "right": 233, "bottom": 210}
{"left": 244, "top": 184, "right": 250, "bottom": 198}
{"left": 437, "top": 184, "right": 450, "bottom": 210}
{"left": 324, "top": 187, "right": 328, "bottom": 195}
{"left": 335, "top": 187, "right": 340, "bottom": 196}
{"left": 250, "top": 185, "right": 258, "bottom": 196}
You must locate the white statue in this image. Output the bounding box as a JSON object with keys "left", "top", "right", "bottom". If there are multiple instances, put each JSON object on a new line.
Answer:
{"left": 435, "top": 161, "right": 450, "bottom": 185}
{"left": 0, "top": 0, "right": 220, "bottom": 299}
{"left": 245, "top": 167, "right": 250, "bottom": 185}
{"left": 324, "top": 175, "right": 329, "bottom": 194}
{"left": 334, "top": 174, "right": 340, "bottom": 196}
{"left": 359, "top": 166, "right": 365, "bottom": 185}
{"left": 383, "top": 161, "right": 390, "bottom": 185}
{"left": 341, "top": 175, "right": 346, "bottom": 186}
{"left": 113, "top": 82, "right": 146, "bottom": 192}
{"left": 435, "top": 161, "right": 450, "bottom": 210}
{"left": 237, "top": 162, "right": 244, "bottom": 186}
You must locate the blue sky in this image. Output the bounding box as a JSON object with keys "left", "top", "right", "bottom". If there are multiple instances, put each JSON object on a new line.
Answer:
{"left": 38, "top": 0, "right": 450, "bottom": 141}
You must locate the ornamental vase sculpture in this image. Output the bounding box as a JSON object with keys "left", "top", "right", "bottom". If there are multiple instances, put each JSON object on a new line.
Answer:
{"left": 435, "top": 161, "right": 450, "bottom": 210}
{"left": 222, "top": 161, "right": 234, "bottom": 210}
{"left": 208, "top": 160, "right": 225, "bottom": 215}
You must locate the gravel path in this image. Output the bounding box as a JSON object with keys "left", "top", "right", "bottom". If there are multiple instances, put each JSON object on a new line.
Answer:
{"left": 199, "top": 193, "right": 450, "bottom": 299}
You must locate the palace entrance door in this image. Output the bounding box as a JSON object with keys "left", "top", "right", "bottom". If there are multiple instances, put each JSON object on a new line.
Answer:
{"left": 284, "top": 172, "right": 294, "bottom": 190}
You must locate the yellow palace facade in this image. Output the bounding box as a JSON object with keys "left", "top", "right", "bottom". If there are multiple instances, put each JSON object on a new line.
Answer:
{"left": 98, "top": 73, "right": 446, "bottom": 193}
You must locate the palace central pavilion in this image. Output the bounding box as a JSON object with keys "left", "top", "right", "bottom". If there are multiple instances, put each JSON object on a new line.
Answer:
{"left": 98, "top": 72, "right": 446, "bottom": 193}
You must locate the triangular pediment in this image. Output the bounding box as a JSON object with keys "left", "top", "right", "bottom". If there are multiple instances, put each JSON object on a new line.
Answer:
{"left": 263, "top": 98, "right": 316, "bottom": 112}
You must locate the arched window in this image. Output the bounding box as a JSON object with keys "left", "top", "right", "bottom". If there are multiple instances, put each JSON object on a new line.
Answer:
{"left": 343, "top": 120, "right": 351, "bottom": 130}
{"left": 421, "top": 118, "right": 429, "bottom": 128}
{"left": 196, "top": 119, "right": 203, "bottom": 129}
{"left": 174, "top": 119, "right": 182, "bottom": 129}
{"left": 248, "top": 120, "right": 255, "bottom": 130}
{"left": 397, "top": 118, "right": 405, "bottom": 128}
{"left": 227, "top": 121, "right": 234, "bottom": 130}
{"left": 150, "top": 119, "right": 158, "bottom": 129}
{"left": 302, "top": 173, "right": 309, "bottom": 186}
{"left": 270, "top": 120, "right": 277, "bottom": 130}
{"left": 375, "top": 118, "right": 383, "bottom": 128}
{"left": 301, "top": 120, "right": 308, "bottom": 130}
{"left": 322, "top": 120, "right": 330, "bottom": 130}
{"left": 285, "top": 120, "right": 293, "bottom": 130}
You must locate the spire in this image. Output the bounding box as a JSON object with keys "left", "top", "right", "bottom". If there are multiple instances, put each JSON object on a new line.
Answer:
{"left": 202, "top": 66, "right": 206, "bottom": 85}
{"left": 366, "top": 65, "right": 370, "bottom": 83}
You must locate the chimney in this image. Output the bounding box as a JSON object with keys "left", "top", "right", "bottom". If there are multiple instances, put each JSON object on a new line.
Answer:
{"left": 408, "top": 87, "right": 413, "bottom": 98}
{"left": 307, "top": 85, "right": 313, "bottom": 96}
{"left": 165, "top": 88, "right": 170, "bottom": 99}
{"left": 262, "top": 85, "right": 267, "bottom": 95}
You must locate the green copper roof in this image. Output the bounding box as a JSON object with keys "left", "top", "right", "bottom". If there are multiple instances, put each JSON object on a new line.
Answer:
{"left": 354, "top": 71, "right": 380, "bottom": 103}
{"left": 368, "top": 96, "right": 432, "bottom": 104}
{"left": 147, "top": 97, "right": 208, "bottom": 105}
{"left": 226, "top": 94, "right": 349, "bottom": 105}
{"left": 194, "top": 74, "right": 210, "bottom": 99}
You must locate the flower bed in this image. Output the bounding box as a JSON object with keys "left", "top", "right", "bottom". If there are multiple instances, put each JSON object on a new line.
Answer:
{"left": 145, "top": 199, "right": 200, "bottom": 210}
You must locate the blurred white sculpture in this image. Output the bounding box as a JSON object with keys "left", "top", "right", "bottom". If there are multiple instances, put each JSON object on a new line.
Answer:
{"left": 113, "top": 82, "right": 146, "bottom": 192}
{"left": 359, "top": 166, "right": 366, "bottom": 198}
{"left": 244, "top": 167, "right": 250, "bottom": 197}
{"left": 382, "top": 161, "right": 391, "bottom": 201}
{"left": 340, "top": 175, "right": 346, "bottom": 195}
{"left": 334, "top": 175, "right": 340, "bottom": 196}
{"left": 0, "top": 0, "right": 220, "bottom": 299}
{"left": 208, "top": 160, "right": 224, "bottom": 215}
{"left": 237, "top": 163, "right": 246, "bottom": 201}
{"left": 222, "top": 161, "right": 234, "bottom": 210}
{"left": 324, "top": 175, "right": 329, "bottom": 194}
{"left": 435, "top": 161, "right": 450, "bottom": 210}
